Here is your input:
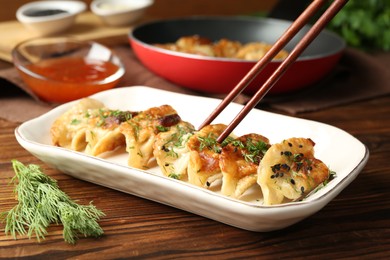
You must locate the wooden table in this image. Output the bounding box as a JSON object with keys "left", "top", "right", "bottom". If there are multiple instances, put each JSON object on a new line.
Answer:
{"left": 1, "top": 1, "right": 389, "bottom": 259}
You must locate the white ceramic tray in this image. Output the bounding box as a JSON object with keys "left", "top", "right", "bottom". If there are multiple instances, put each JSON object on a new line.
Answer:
{"left": 15, "top": 86, "right": 369, "bottom": 232}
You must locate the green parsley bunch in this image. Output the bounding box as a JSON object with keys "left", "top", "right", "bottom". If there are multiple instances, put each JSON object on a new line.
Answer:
{"left": 327, "top": 0, "right": 390, "bottom": 51}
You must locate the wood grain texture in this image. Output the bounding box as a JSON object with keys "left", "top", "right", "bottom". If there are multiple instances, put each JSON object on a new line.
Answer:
{"left": 1, "top": 95, "right": 389, "bottom": 259}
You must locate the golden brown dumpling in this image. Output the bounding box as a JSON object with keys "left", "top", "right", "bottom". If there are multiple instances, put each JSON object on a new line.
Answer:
{"left": 186, "top": 124, "right": 235, "bottom": 187}
{"left": 153, "top": 121, "right": 195, "bottom": 180}
{"left": 50, "top": 98, "right": 105, "bottom": 151}
{"left": 257, "top": 137, "right": 330, "bottom": 205}
{"left": 119, "top": 105, "right": 181, "bottom": 169}
{"left": 235, "top": 42, "right": 289, "bottom": 61}
{"left": 175, "top": 35, "right": 215, "bottom": 56}
{"left": 84, "top": 109, "right": 137, "bottom": 156}
{"left": 213, "top": 38, "right": 242, "bottom": 58}
{"left": 220, "top": 133, "right": 270, "bottom": 198}
{"left": 51, "top": 98, "right": 138, "bottom": 156}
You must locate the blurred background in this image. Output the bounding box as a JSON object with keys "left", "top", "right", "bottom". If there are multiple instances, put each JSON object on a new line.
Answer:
{"left": 1, "top": 0, "right": 389, "bottom": 51}
{"left": 0, "top": 0, "right": 278, "bottom": 21}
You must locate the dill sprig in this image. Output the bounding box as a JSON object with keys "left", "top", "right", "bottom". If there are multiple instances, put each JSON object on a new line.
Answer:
{"left": 0, "top": 160, "right": 105, "bottom": 244}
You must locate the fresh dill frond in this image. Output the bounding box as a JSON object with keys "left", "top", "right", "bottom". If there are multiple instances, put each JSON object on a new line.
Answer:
{"left": 0, "top": 160, "right": 105, "bottom": 244}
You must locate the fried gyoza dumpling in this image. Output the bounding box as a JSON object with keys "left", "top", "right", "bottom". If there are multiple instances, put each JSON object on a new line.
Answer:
{"left": 50, "top": 98, "right": 105, "bottom": 151}
{"left": 175, "top": 35, "right": 215, "bottom": 56}
{"left": 153, "top": 121, "right": 195, "bottom": 180}
{"left": 220, "top": 133, "right": 270, "bottom": 198}
{"left": 85, "top": 109, "right": 138, "bottom": 156}
{"left": 213, "top": 38, "right": 242, "bottom": 58}
{"left": 235, "top": 42, "right": 289, "bottom": 61}
{"left": 186, "top": 124, "right": 234, "bottom": 188}
{"left": 257, "top": 137, "right": 330, "bottom": 205}
{"left": 119, "top": 105, "right": 181, "bottom": 169}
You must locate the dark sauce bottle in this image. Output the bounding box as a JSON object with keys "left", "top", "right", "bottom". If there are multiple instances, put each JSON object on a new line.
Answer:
{"left": 23, "top": 9, "right": 68, "bottom": 17}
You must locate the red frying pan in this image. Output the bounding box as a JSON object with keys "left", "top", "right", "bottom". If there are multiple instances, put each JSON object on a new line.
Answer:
{"left": 129, "top": 16, "right": 345, "bottom": 95}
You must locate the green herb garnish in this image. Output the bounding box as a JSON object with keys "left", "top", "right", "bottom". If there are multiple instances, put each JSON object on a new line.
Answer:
{"left": 156, "top": 125, "right": 169, "bottom": 132}
{"left": 70, "top": 118, "right": 81, "bottom": 125}
{"left": 244, "top": 138, "right": 269, "bottom": 163}
{"left": 168, "top": 173, "right": 180, "bottom": 180}
{"left": 109, "top": 110, "right": 135, "bottom": 122}
{"left": 198, "top": 133, "right": 221, "bottom": 153}
{"left": 230, "top": 138, "right": 268, "bottom": 164}
{"left": 0, "top": 160, "right": 105, "bottom": 244}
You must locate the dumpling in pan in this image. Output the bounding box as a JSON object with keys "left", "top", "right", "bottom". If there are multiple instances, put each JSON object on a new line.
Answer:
{"left": 257, "top": 137, "right": 331, "bottom": 205}
{"left": 235, "top": 42, "right": 289, "bottom": 60}
{"left": 220, "top": 133, "right": 270, "bottom": 198}
{"left": 153, "top": 121, "right": 195, "bottom": 180}
{"left": 119, "top": 105, "right": 181, "bottom": 169}
{"left": 50, "top": 98, "right": 105, "bottom": 151}
{"left": 186, "top": 124, "right": 234, "bottom": 188}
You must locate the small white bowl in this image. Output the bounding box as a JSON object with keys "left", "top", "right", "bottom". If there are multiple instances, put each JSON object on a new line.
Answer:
{"left": 16, "top": 0, "right": 86, "bottom": 36}
{"left": 91, "top": 0, "right": 153, "bottom": 26}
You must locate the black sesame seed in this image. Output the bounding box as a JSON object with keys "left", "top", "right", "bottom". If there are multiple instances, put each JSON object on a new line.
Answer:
{"left": 290, "top": 179, "right": 295, "bottom": 185}
{"left": 271, "top": 175, "right": 275, "bottom": 179}
{"left": 301, "top": 186, "right": 305, "bottom": 193}
{"left": 281, "top": 163, "right": 290, "bottom": 171}
{"left": 271, "top": 164, "right": 281, "bottom": 173}
{"left": 288, "top": 142, "right": 293, "bottom": 147}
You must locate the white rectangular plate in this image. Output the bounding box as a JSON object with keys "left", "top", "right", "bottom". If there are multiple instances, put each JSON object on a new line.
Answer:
{"left": 15, "top": 86, "right": 368, "bottom": 232}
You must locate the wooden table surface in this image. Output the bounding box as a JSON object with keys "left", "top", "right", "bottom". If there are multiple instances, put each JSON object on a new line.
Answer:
{"left": 1, "top": 1, "right": 389, "bottom": 259}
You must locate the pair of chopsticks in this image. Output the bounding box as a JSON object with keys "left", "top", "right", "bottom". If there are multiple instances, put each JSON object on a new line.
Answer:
{"left": 199, "top": 0, "right": 348, "bottom": 143}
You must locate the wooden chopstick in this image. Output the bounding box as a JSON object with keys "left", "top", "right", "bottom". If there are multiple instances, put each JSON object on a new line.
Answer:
{"left": 198, "top": 0, "right": 348, "bottom": 143}
{"left": 199, "top": 0, "right": 327, "bottom": 130}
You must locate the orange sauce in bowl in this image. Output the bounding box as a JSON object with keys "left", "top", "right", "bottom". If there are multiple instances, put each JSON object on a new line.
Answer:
{"left": 18, "top": 57, "right": 123, "bottom": 103}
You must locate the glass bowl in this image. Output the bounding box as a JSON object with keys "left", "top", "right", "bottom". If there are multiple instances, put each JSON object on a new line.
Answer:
{"left": 12, "top": 37, "right": 125, "bottom": 103}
